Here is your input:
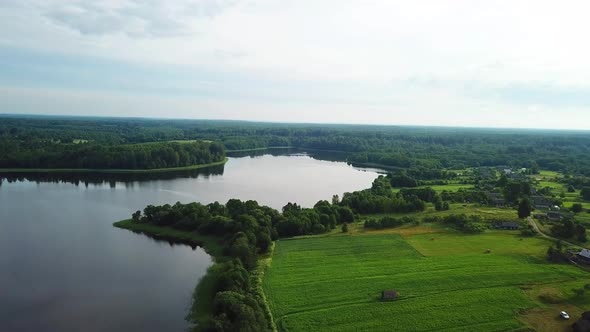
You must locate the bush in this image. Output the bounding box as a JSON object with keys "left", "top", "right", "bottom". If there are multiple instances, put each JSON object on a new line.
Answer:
{"left": 341, "top": 223, "right": 349, "bottom": 233}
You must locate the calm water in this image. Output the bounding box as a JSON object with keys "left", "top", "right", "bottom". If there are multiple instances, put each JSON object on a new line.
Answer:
{"left": 0, "top": 152, "right": 379, "bottom": 332}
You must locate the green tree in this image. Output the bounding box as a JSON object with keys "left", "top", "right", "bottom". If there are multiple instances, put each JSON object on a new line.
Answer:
{"left": 581, "top": 187, "right": 590, "bottom": 201}
{"left": 131, "top": 210, "right": 141, "bottom": 222}
{"left": 517, "top": 198, "right": 532, "bottom": 219}
{"left": 341, "top": 223, "right": 349, "bottom": 233}
{"left": 572, "top": 203, "right": 583, "bottom": 213}
{"left": 331, "top": 194, "right": 339, "bottom": 205}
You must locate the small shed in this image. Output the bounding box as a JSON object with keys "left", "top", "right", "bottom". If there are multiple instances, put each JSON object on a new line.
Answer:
{"left": 577, "top": 249, "right": 590, "bottom": 264}
{"left": 381, "top": 290, "right": 398, "bottom": 301}
{"left": 547, "top": 211, "right": 563, "bottom": 221}
{"left": 493, "top": 221, "right": 520, "bottom": 230}
{"left": 534, "top": 213, "right": 548, "bottom": 220}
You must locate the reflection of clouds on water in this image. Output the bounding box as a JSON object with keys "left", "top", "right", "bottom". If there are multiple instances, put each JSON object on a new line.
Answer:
{"left": 157, "top": 189, "right": 199, "bottom": 199}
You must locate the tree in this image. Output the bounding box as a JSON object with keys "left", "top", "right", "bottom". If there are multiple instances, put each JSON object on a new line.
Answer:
{"left": 132, "top": 210, "right": 141, "bottom": 222}
{"left": 576, "top": 224, "right": 587, "bottom": 243}
{"left": 573, "top": 288, "right": 585, "bottom": 298}
{"left": 581, "top": 187, "right": 590, "bottom": 201}
{"left": 568, "top": 185, "right": 576, "bottom": 193}
{"left": 338, "top": 206, "right": 355, "bottom": 223}
{"left": 341, "top": 223, "right": 349, "bottom": 233}
{"left": 332, "top": 194, "right": 339, "bottom": 205}
{"left": 572, "top": 203, "right": 583, "bottom": 213}
{"left": 517, "top": 198, "right": 532, "bottom": 219}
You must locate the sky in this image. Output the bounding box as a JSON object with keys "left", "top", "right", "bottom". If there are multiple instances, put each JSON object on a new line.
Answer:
{"left": 1, "top": 0, "right": 590, "bottom": 129}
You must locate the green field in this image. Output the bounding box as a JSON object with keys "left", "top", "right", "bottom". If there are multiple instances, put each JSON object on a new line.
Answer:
{"left": 363, "top": 203, "right": 519, "bottom": 223}
{"left": 263, "top": 230, "right": 589, "bottom": 331}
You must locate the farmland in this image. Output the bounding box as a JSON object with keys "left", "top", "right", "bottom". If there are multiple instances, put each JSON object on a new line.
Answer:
{"left": 263, "top": 228, "right": 589, "bottom": 331}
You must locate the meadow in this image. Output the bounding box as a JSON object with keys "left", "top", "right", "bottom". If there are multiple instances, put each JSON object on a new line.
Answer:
{"left": 263, "top": 228, "right": 589, "bottom": 331}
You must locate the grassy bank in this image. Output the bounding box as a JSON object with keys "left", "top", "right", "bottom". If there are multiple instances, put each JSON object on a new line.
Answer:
{"left": 0, "top": 157, "right": 228, "bottom": 174}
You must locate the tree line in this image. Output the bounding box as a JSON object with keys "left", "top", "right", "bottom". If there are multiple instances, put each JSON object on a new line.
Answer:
{"left": 3, "top": 116, "right": 590, "bottom": 174}
{"left": 0, "top": 140, "right": 225, "bottom": 169}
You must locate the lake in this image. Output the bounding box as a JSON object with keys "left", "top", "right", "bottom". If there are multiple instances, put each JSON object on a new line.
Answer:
{"left": 0, "top": 152, "right": 380, "bottom": 332}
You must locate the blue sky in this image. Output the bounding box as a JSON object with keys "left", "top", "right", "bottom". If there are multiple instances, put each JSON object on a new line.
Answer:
{"left": 1, "top": 0, "right": 590, "bottom": 128}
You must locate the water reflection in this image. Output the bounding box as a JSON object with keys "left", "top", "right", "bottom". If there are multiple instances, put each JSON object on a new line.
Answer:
{"left": 0, "top": 164, "right": 225, "bottom": 186}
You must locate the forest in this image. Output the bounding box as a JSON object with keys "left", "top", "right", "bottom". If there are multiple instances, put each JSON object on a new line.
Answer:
{"left": 2, "top": 115, "right": 590, "bottom": 173}
{"left": 0, "top": 137, "right": 225, "bottom": 169}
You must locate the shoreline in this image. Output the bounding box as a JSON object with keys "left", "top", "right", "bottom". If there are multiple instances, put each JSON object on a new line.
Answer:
{"left": 226, "top": 146, "right": 293, "bottom": 153}
{"left": 113, "top": 219, "right": 277, "bottom": 331}
{"left": 0, "top": 158, "right": 228, "bottom": 174}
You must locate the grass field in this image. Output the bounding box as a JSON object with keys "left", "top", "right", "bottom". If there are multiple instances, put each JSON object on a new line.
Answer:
{"left": 362, "top": 203, "right": 520, "bottom": 223}
{"left": 263, "top": 230, "right": 589, "bottom": 331}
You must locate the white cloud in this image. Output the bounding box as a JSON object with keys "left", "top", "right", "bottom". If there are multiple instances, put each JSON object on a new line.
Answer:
{"left": 1, "top": 0, "right": 590, "bottom": 127}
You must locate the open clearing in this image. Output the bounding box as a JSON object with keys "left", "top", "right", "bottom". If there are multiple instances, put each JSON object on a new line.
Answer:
{"left": 263, "top": 231, "right": 589, "bottom": 331}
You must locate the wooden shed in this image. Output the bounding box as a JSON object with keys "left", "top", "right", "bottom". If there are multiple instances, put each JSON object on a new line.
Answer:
{"left": 381, "top": 290, "right": 398, "bottom": 301}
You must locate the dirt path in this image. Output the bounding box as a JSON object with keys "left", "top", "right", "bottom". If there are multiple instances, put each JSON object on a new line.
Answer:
{"left": 527, "top": 216, "right": 583, "bottom": 249}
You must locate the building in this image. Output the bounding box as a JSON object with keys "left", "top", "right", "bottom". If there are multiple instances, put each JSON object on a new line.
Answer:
{"left": 381, "top": 290, "right": 398, "bottom": 301}
{"left": 531, "top": 196, "right": 552, "bottom": 208}
{"left": 486, "top": 192, "right": 506, "bottom": 207}
{"left": 576, "top": 249, "right": 590, "bottom": 264}
{"left": 547, "top": 211, "right": 563, "bottom": 221}
{"left": 492, "top": 221, "right": 520, "bottom": 230}
{"left": 533, "top": 213, "right": 548, "bottom": 220}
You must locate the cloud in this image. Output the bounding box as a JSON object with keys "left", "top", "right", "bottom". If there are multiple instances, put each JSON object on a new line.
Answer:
{"left": 35, "top": 0, "right": 238, "bottom": 37}
{"left": 1, "top": 0, "right": 590, "bottom": 128}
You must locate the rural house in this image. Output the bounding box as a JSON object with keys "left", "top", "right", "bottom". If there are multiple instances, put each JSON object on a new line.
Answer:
{"left": 531, "top": 196, "right": 552, "bottom": 210}
{"left": 533, "top": 213, "right": 547, "bottom": 220}
{"left": 486, "top": 192, "right": 506, "bottom": 207}
{"left": 381, "top": 290, "right": 398, "bottom": 301}
{"left": 576, "top": 249, "right": 590, "bottom": 264}
{"left": 547, "top": 211, "right": 563, "bottom": 221}
{"left": 492, "top": 221, "right": 520, "bottom": 230}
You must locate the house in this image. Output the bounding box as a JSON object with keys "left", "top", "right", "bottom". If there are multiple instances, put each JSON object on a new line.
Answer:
{"left": 547, "top": 211, "right": 563, "bottom": 221}
{"left": 381, "top": 290, "right": 398, "bottom": 301}
{"left": 508, "top": 173, "right": 527, "bottom": 181}
{"left": 573, "top": 311, "right": 590, "bottom": 332}
{"left": 486, "top": 192, "right": 506, "bottom": 207}
{"left": 492, "top": 221, "right": 520, "bottom": 230}
{"left": 576, "top": 249, "right": 590, "bottom": 264}
{"left": 533, "top": 213, "right": 548, "bottom": 220}
{"left": 493, "top": 198, "right": 506, "bottom": 207}
{"left": 531, "top": 195, "right": 552, "bottom": 208}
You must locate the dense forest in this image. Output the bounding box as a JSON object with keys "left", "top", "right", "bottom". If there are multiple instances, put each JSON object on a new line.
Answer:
{"left": 2, "top": 115, "right": 590, "bottom": 174}
{"left": 0, "top": 134, "right": 225, "bottom": 169}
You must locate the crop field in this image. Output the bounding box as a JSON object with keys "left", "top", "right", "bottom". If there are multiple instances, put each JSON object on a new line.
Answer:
{"left": 363, "top": 203, "right": 519, "bottom": 223}
{"left": 392, "top": 184, "right": 474, "bottom": 194}
{"left": 263, "top": 231, "right": 588, "bottom": 331}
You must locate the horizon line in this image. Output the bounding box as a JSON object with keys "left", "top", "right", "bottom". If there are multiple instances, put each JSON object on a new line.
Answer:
{"left": 1, "top": 112, "right": 589, "bottom": 133}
